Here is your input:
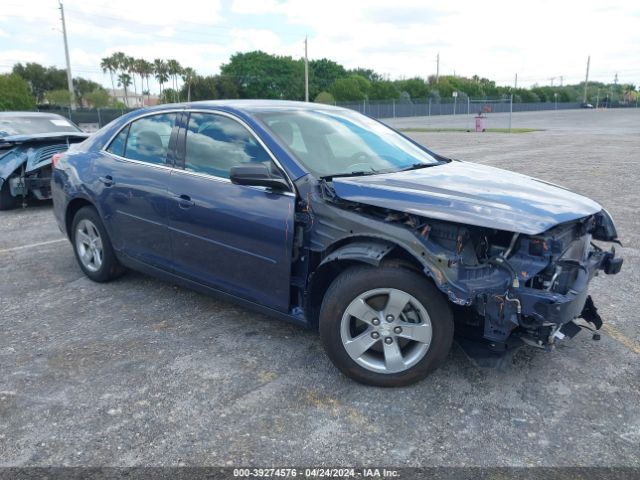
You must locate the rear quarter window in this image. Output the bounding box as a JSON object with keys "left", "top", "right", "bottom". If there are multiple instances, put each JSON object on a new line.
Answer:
{"left": 105, "top": 125, "right": 130, "bottom": 157}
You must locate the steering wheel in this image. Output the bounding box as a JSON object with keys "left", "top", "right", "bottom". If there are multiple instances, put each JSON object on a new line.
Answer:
{"left": 346, "top": 152, "right": 373, "bottom": 172}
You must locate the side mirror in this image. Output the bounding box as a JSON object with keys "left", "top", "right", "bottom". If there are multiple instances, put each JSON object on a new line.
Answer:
{"left": 229, "top": 164, "right": 289, "bottom": 191}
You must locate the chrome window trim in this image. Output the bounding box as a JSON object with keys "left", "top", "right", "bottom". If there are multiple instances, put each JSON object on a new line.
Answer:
{"left": 99, "top": 107, "right": 297, "bottom": 197}
{"left": 100, "top": 108, "right": 184, "bottom": 165}
{"left": 102, "top": 150, "right": 175, "bottom": 172}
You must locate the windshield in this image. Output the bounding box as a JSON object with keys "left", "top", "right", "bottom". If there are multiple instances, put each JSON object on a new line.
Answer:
{"left": 0, "top": 115, "right": 81, "bottom": 137}
{"left": 256, "top": 109, "right": 439, "bottom": 178}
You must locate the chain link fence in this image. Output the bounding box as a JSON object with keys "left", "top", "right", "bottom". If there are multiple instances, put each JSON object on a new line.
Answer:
{"left": 34, "top": 99, "right": 637, "bottom": 132}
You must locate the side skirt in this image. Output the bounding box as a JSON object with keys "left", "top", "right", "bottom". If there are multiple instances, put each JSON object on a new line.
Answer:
{"left": 116, "top": 253, "right": 311, "bottom": 329}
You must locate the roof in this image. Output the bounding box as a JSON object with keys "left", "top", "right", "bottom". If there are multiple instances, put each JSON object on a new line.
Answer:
{"left": 140, "top": 99, "right": 344, "bottom": 114}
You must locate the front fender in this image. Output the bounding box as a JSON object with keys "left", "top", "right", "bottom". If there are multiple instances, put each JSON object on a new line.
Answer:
{"left": 319, "top": 240, "right": 394, "bottom": 268}
{"left": 0, "top": 149, "right": 27, "bottom": 181}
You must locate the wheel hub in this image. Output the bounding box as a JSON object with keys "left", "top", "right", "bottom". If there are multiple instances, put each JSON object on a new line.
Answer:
{"left": 340, "top": 287, "right": 433, "bottom": 374}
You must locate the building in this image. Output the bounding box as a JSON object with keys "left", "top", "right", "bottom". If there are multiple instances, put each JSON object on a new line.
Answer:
{"left": 110, "top": 88, "right": 159, "bottom": 108}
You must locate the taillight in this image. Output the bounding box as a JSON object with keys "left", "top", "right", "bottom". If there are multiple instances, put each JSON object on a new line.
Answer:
{"left": 52, "top": 153, "right": 63, "bottom": 169}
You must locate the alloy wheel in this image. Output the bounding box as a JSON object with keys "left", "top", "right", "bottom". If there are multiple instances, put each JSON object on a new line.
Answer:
{"left": 340, "top": 288, "right": 433, "bottom": 374}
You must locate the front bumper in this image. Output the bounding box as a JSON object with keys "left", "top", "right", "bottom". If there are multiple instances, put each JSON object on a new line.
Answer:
{"left": 478, "top": 248, "right": 622, "bottom": 345}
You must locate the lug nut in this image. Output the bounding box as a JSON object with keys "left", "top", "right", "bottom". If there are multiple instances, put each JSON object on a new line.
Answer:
{"left": 386, "top": 315, "right": 394, "bottom": 322}
{"left": 393, "top": 326, "right": 402, "bottom": 334}
{"left": 372, "top": 318, "right": 380, "bottom": 326}
{"left": 371, "top": 332, "right": 380, "bottom": 339}
{"left": 384, "top": 337, "right": 393, "bottom": 345}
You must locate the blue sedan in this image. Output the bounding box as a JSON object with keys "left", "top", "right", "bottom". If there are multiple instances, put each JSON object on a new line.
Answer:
{"left": 52, "top": 100, "right": 622, "bottom": 386}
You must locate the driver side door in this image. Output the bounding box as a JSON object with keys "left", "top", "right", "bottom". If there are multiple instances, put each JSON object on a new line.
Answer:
{"left": 167, "top": 111, "right": 296, "bottom": 312}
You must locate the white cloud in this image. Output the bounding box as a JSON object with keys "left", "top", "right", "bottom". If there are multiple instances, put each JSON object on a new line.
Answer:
{"left": 2, "top": 0, "right": 638, "bottom": 87}
{"left": 0, "top": 49, "right": 48, "bottom": 65}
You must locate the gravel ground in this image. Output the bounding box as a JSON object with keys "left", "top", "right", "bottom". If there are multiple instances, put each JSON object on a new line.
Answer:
{"left": 0, "top": 109, "right": 639, "bottom": 467}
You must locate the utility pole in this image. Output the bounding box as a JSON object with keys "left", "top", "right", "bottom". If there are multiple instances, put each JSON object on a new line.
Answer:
{"left": 58, "top": 0, "right": 75, "bottom": 109}
{"left": 559, "top": 75, "right": 563, "bottom": 87}
{"left": 514, "top": 73, "right": 518, "bottom": 90}
{"left": 435, "top": 52, "right": 440, "bottom": 83}
{"left": 549, "top": 77, "right": 555, "bottom": 87}
{"left": 304, "top": 36, "right": 309, "bottom": 102}
{"left": 582, "top": 55, "right": 590, "bottom": 104}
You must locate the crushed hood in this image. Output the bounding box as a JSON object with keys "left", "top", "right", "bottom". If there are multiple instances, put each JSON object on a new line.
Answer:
{"left": 331, "top": 161, "right": 602, "bottom": 235}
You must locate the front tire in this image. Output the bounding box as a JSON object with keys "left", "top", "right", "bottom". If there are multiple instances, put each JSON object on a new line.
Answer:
{"left": 71, "top": 206, "right": 124, "bottom": 282}
{"left": 319, "top": 265, "right": 454, "bottom": 387}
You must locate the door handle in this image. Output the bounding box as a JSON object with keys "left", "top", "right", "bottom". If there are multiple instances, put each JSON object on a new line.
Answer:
{"left": 98, "top": 175, "right": 114, "bottom": 187}
{"left": 177, "top": 194, "right": 195, "bottom": 209}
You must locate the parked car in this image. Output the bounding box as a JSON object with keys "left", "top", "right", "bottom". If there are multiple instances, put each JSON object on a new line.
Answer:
{"left": 51, "top": 101, "right": 622, "bottom": 386}
{"left": 581, "top": 103, "right": 595, "bottom": 109}
{"left": 0, "top": 112, "right": 88, "bottom": 210}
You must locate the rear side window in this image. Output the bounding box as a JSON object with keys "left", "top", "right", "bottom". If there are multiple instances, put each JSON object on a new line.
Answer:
{"left": 184, "top": 112, "right": 272, "bottom": 178}
{"left": 106, "top": 124, "right": 129, "bottom": 156}
{"left": 123, "top": 113, "right": 176, "bottom": 165}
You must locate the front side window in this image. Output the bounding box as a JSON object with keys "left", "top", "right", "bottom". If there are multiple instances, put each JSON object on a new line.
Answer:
{"left": 122, "top": 113, "right": 176, "bottom": 165}
{"left": 256, "top": 109, "right": 440, "bottom": 178}
{"left": 184, "top": 112, "right": 272, "bottom": 179}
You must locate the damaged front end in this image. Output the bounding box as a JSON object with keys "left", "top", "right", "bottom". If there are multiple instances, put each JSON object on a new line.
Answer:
{"left": 413, "top": 210, "right": 622, "bottom": 351}
{"left": 300, "top": 176, "right": 623, "bottom": 354}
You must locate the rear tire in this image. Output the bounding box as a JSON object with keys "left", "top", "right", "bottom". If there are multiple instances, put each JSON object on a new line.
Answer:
{"left": 0, "top": 178, "right": 18, "bottom": 211}
{"left": 319, "top": 265, "right": 454, "bottom": 387}
{"left": 71, "top": 206, "right": 125, "bottom": 282}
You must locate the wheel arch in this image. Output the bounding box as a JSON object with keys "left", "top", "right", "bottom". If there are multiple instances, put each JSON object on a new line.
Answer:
{"left": 305, "top": 236, "right": 429, "bottom": 328}
{"left": 65, "top": 197, "right": 96, "bottom": 240}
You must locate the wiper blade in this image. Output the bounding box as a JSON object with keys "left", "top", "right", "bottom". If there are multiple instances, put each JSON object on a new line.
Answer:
{"left": 320, "top": 170, "right": 379, "bottom": 180}
{"left": 395, "top": 162, "right": 437, "bottom": 172}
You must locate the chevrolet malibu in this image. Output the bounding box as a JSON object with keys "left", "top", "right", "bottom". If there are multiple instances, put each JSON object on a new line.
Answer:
{"left": 52, "top": 101, "right": 622, "bottom": 386}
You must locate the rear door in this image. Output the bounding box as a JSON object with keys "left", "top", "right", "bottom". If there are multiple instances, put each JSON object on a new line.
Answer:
{"left": 168, "top": 111, "right": 296, "bottom": 311}
{"left": 97, "top": 112, "right": 178, "bottom": 269}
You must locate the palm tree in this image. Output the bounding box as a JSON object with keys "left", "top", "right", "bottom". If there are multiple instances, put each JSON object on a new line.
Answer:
{"left": 122, "top": 56, "right": 138, "bottom": 104}
{"left": 100, "top": 55, "right": 117, "bottom": 99}
{"left": 181, "top": 67, "right": 196, "bottom": 102}
{"left": 136, "top": 59, "right": 153, "bottom": 106}
{"left": 117, "top": 73, "right": 132, "bottom": 107}
{"left": 166, "top": 59, "right": 182, "bottom": 102}
{"left": 153, "top": 59, "right": 169, "bottom": 101}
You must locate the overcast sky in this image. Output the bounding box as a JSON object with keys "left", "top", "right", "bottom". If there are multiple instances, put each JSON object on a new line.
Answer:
{"left": 1, "top": 0, "right": 638, "bottom": 93}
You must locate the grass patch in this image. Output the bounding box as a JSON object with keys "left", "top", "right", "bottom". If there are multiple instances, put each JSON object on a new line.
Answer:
{"left": 398, "top": 127, "right": 543, "bottom": 133}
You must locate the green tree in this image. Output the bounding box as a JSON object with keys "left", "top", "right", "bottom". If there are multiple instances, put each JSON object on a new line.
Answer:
{"left": 314, "top": 91, "right": 335, "bottom": 104}
{"left": 221, "top": 51, "right": 304, "bottom": 100}
{"left": 166, "top": 59, "right": 182, "bottom": 102}
{"left": 12, "top": 62, "right": 67, "bottom": 103}
{"left": 369, "top": 80, "right": 400, "bottom": 100}
{"left": 329, "top": 75, "right": 370, "bottom": 101}
{"left": 100, "top": 55, "right": 118, "bottom": 98}
{"left": 153, "top": 59, "right": 169, "bottom": 99}
{"left": 45, "top": 89, "right": 73, "bottom": 107}
{"left": 0, "top": 74, "right": 36, "bottom": 110}
{"left": 309, "top": 58, "right": 346, "bottom": 98}
{"left": 179, "top": 75, "right": 240, "bottom": 101}
{"left": 117, "top": 73, "right": 132, "bottom": 107}
{"left": 395, "top": 77, "right": 429, "bottom": 101}
{"left": 181, "top": 67, "right": 196, "bottom": 102}
{"left": 215, "top": 75, "right": 240, "bottom": 99}
{"left": 85, "top": 89, "right": 112, "bottom": 108}
{"left": 73, "top": 78, "right": 104, "bottom": 106}
{"left": 347, "top": 68, "right": 383, "bottom": 82}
